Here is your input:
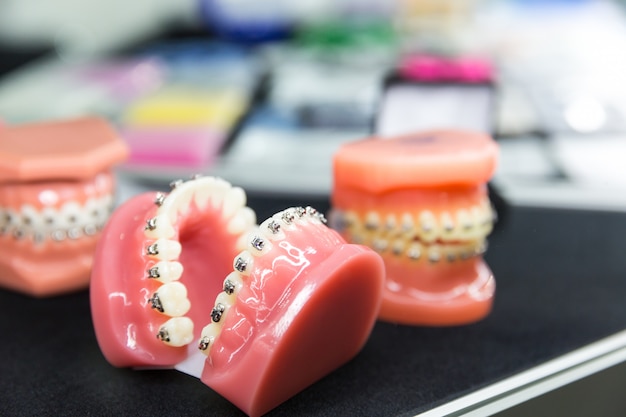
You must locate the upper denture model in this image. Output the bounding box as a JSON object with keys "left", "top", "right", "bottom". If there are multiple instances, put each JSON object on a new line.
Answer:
{"left": 0, "top": 117, "right": 128, "bottom": 297}
{"left": 331, "top": 130, "right": 499, "bottom": 326}
{"left": 90, "top": 175, "right": 385, "bottom": 417}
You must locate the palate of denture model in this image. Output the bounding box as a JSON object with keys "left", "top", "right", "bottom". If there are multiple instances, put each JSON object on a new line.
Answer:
{"left": 331, "top": 130, "right": 498, "bottom": 326}
{"left": 0, "top": 117, "right": 128, "bottom": 297}
{"left": 90, "top": 175, "right": 385, "bottom": 417}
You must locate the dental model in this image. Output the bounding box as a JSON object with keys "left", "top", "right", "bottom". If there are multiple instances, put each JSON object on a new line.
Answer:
{"left": 0, "top": 117, "right": 128, "bottom": 296}
{"left": 331, "top": 130, "right": 498, "bottom": 326}
{"left": 90, "top": 176, "right": 384, "bottom": 417}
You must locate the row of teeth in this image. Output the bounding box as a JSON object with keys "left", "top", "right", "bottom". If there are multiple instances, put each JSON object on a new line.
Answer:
{"left": 359, "top": 235, "right": 486, "bottom": 263}
{"left": 330, "top": 203, "right": 495, "bottom": 244}
{"left": 141, "top": 176, "right": 257, "bottom": 348}
{"left": 148, "top": 203, "right": 325, "bottom": 350}
{"left": 0, "top": 195, "right": 113, "bottom": 243}
{"left": 197, "top": 206, "right": 326, "bottom": 355}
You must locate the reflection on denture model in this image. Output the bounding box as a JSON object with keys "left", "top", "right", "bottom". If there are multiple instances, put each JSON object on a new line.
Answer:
{"left": 331, "top": 130, "right": 499, "bottom": 326}
{"left": 90, "top": 176, "right": 385, "bottom": 417}
{"left": 0, "top": 117, "right": 128, "bottom": 297}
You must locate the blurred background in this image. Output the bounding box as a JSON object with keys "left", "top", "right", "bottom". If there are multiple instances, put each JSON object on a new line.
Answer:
{"left": 1, "top": 0, "right": 626, "bottom": 208}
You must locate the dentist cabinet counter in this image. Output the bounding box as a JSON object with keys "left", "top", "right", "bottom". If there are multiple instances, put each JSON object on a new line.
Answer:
{"left": 1, "top": 188, "right": 626, "bottom": 416}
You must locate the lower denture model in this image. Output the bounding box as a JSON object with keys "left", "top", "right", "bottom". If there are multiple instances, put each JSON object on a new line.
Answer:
{"left": 0, "top": 117, "right": 128, "bottom": 296}
{"left": 90, "top": 175, "right": 385, "bottom": 417}
{"left": 331, "top": 130, "right": 499, "bottom": 326}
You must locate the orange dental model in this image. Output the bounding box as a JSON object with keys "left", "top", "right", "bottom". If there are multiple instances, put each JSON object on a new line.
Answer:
{"left": 0, "top": 117, "right": 128, "bottom": 296}
{"left": 331, "top": 130, "right": 499, "bottom": 325}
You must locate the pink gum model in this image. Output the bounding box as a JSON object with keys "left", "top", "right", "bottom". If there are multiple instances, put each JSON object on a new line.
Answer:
{"left": 0, "top": 117, "right": 128, "bottom": 296}
{"left": 90, "top": 176, "right": 384, "bottom": 416}
{"left": 331, "top": 130, "right": 499, "bottom": 326}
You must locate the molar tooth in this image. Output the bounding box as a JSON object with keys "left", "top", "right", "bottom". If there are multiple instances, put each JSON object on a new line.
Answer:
{"left": 157, "top": 317, "right": 194, "bottom": 347}
{"left": 227, "top": 206, "right": 256, "bottom": 235}
{"left": 222, "top": 187, "right": 246, "bottom": 218}
{"left": 147, "top": 261, "right": 183, "bottom": 283}
{"left": 144, "top": 214, "right": 176, "bottom": 239}
{"left": 198, "top": 323, "right": 221, "bottom": 355}
{"left": 146, "top": 238, "right": 182, "bottom": 260}
{"left": 233, "top": 251, "right": 253, "bottom": 276}
{"left": 151, "top": 282, "right": 191, "bottom": 317}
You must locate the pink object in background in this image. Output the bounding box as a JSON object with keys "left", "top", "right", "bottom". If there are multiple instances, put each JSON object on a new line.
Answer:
{"left": 398, "top": 55, "right": 494, "bottom": 83}
{"left": 122, "top": 127, "right": 227, "bottom": 168}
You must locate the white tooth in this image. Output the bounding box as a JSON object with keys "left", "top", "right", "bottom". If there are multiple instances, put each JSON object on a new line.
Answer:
{"left": 216, "top": 291, "right": 235, "bottom": 311}
{"left": 41, "top": 207, "right": 57, "bottom": 232}
{"left": 148, "top": 261, "right": 183, "bottom": 283}
{"left": 211, "top": 291, "right": 233, "bottom": 324}
{"left": 158, "top": 187, "right": 190, "bottom": 224}
{"left": 144, "top": 214, "right": 176, "bottom": 239}
{"left": 223, "top": 271, "right": 244, "bottom": 295}
{"left": 233, "top": 251, "right": 253, "bottom": 276}
{"left": 364, "top": 211, "right": 380, "bottom": 231}
{"left": 456, "top": 209, "right": 473, "bottom": 240}
{"left": 406, "top": 242, "right": 423, "bottom": 261}
{"left": 259, "top": 217, "right": 286, "bottom": 241}
{"left": 385, "top": 214, "right": 397, "bottom": 233}
{"left": 236, "top": 232, "right": 250, "bottom": 252}
{"left": 391, "top": 239, "right": 406, "bottom": 256}
{"left": 227, "top": 206, "right": 256, "bottom": 235}
{"left": 58, "top": 201, "right": 82, "bottom": 230}
{"left": 158, "top": 317, "right": 194, "bottom": 347}
{"left": 20, "top": 204, "right": 43, "bottom": 233}
{"left": 190, "top": 176, "right": 214, "bottom": 209}
{"left": 440, "top": 212, "right": 455, "bottom": 235}
{"left": 419, "top": 211, "right": 438, "bottom": 243}
{"left": 372, "top": 238, "right": 388, "bottom": 253}
{"left": 427, "top": 245, "right": 442, "bottom": 263}
{"left": 278, "top": 208, "right": 297, "bottom": 229}
{"left": 155, "top": 282, "right": 191, "bottom": 317}
{"left": 198, "top": 323, "right": 221, "bottom": 355}
{"left": 147, "top": 238, "right": 182, "bottom": 261}
{"left": 400, "top": 213, "right": 414, "bottom": 234}
{"left": 209, "top": 178, "right": 232, "bottom": 209}
{"left": 222, "top": 187, "right": 246, "bottom": 218}
{"left": 245, "top": 229, "right": 272, "bottom": 256}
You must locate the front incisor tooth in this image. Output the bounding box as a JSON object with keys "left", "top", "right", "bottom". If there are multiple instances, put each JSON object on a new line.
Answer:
{"left": 146, "top": 238, "right": 182, "bottom": 261}
{"left": 155, "top": 282, "right": 191, "bottom": 317}
{"left": 222, "top": 187, "right": 247, "bottom": 218}
{"left": 227, "top": 206, "right": 256, "bottom": 235}
{"left": 158, "top": 317, "right": 194, "bottom": 347}
{"left": 144, "top": 214, "right": 176, "bottom": 239}
{"left": 148, "top": 261, "right": 184, "bottom": 283}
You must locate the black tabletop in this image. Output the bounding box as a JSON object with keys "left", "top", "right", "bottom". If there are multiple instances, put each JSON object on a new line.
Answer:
{"left": 2, "top": 196, "right": 626, "bottom": 417}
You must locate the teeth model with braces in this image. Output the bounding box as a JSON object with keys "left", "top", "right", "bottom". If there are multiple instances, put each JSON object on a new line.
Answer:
{"left": 331, "top": 130, "right": 499, "bottom": 326}
{"left": 90, "top": 176, "right": 384, "bottom": 417}
{"left": 0, "top": 117, "right": 128, "bottom": 296}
